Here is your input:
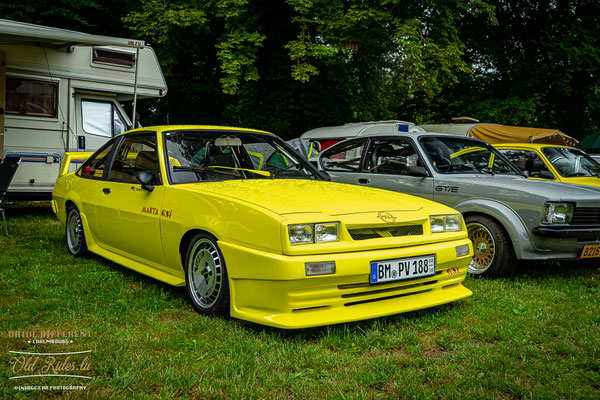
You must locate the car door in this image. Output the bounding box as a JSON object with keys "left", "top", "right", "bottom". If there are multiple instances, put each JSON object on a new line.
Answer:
{"left": 360, "top": 138, "right": 434, "bottom": 200}
{"left": 95, "top": 132, "right": 167, "bottom": 269}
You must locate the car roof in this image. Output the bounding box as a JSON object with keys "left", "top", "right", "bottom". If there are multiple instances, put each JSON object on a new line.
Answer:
{"left": 494, "top": 143, "right": 574, "bottom": 150}
{"left": 121, "top": 125, "right": 273, "bottom": 136}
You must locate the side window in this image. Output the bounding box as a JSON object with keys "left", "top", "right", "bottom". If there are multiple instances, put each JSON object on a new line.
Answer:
{"left": 109, "top": 134, "right": 161, "bottom": 183}
{"left": 78, "top": 141, "right": 115, "bottom": 179}
{"left": 82, "top": 100, "right": 128, "bottom": 137}
{"left": 5, "top": 77, "right": 58, "bottom": 118}
{"left": 500, "top": 149, "right": 547, "bottom": 177}
{"left": 366, "top": 139, "right": 424, "bottom": 175}
{"left": 321, "top": 140, "right": 366, "bottom": 172}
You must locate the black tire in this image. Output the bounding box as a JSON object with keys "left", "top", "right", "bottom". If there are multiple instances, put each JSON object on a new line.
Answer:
{"left": 65, "top": 204, "right": 88, "bottom": 257}
{"left": 466, "top": 215, "right": 517, "bottom": 278}
{"left": 184, "top": 233, "right": 230, "bottom": 316}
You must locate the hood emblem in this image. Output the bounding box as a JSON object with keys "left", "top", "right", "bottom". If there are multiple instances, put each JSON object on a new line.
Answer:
{"left": 377, "top": 211, "right": 397, "bottom": 224}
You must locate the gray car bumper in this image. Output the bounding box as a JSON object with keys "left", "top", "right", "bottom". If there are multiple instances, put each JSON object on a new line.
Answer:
{"left": 532, "top": 225, "right": 600, "bottom": 239}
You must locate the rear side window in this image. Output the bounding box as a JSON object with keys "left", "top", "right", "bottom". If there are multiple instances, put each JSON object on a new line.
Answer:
{"left": 5, "top": 77, "right": 58, "bottom": 118}
{"left": 499, "top": 149, "right": 547, "bottom": 177}
{"left": 82, "top": 100, "right": 127, "bottom": 137}
{"left": 321, "top": 140, "right": 366, "bottom": 172}
{"left": 366, "top": 139, "right": 425, "bottom": 175}
{"left": 78, "top": 141, "right": 115, "bottom": 179}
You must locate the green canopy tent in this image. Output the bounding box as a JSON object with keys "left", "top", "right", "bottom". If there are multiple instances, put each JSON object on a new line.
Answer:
{"left": 576, "top": 131, "right": 600, "bottom": 151}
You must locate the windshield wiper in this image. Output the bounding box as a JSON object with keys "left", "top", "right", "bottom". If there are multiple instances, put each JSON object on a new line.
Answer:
{"left": 479, "top": 168, "right": 495, "bottom": 175}
{"left": 207, "top": 165, "right": 271, "bottom": 177}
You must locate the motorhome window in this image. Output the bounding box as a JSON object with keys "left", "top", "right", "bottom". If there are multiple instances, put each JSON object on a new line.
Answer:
{"left": 82, "top": 100, "right": 127, "bottom": 137}
{"left": 92, "top": 48, "right": 136, "bottom": 69}
{"left": 5, "top": 77, "right": 58, "bottom": 118}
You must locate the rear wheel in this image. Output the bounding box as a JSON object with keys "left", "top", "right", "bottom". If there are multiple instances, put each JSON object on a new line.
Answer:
{"left": 184, "top": 233, "right": 230, "bottom": 316}
{"left": 66, "top": 205, "right": 88, "bottom": 257}
{"left": 466, "top": 215, "right": 517, "bottom": 277}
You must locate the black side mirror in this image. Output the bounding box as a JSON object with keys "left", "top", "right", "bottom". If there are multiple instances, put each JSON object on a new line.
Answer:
{"left": 407, "top": 166, "right": 430, "bottom": 177}
{"left": 539, "top": 170, "right": 555, "bottom": 180}
{"left": 136, "top": 171, "right": 156, "bottom": 192}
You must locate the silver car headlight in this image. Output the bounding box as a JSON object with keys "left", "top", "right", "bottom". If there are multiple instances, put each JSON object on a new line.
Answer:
{"left": 288, "top": 224, "right": 313, "bottom": 245}
{"left": 289, "top": 223, "right": 339, "bottom": 245}
{"left": 430, "top": 214, "right": 462, "bottom": 233}
{"left": 315, "top": 222, "right": 339, "bottom": 243}
{"left": 542, "top": 202, "right": 574, "bottom": 224}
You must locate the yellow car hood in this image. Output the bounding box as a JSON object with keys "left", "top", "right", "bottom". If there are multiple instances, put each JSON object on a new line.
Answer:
{"left": 562, "top": 177, "right": 600, "bottom": 188}
{"left": 178, "top": 179, "right": 435, "bottom": 216}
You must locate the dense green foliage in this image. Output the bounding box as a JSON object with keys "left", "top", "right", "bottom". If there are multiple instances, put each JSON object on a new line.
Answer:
{"left": 1, "top": 1, "right": 598, "bottom": 138}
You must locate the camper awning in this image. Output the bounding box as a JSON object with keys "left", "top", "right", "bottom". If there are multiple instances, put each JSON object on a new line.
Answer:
{"left": 0, "top": 19, "right": 145, "bottom": 49}
{"left": 469, "top": 124, "right": 578, "bottom": 147}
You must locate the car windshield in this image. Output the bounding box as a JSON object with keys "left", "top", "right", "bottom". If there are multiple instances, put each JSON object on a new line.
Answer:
{"left": 164, "top": 130, "right": 321, "bottom": 183}
{"left": 542, "top": 147, "right": 600, "bottom": 177}
{"left": 419, "top": 136, "right": 522, "bottom": 175}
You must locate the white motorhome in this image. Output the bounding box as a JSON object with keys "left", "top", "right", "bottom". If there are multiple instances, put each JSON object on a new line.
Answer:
{"left": 0, "top": 19, "right": 167, "bottom": 199}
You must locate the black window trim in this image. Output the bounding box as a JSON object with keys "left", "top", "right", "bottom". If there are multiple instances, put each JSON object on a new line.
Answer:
{"left": 362, "top": 136, "right": 433, "bottom": 177}
{"left": 319, "top": 137, "right": 369, "bottom": 173}
{"left": 106, "top": 131, "right": 163, "bottom": 185}
{"left": 76, "top": 136, "right": 122, "bottom": 181}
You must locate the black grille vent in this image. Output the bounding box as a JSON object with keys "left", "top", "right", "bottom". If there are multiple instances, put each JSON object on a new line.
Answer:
{"left": 571, "top": 207, "right": 600, "bottom": 225}
{"left": 349, "top": 225, "right": 423, "bottom": 240}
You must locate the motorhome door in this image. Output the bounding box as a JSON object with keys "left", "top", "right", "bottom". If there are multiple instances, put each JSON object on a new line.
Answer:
{"left": 74, "top": 93, "right": 130, "bottom": 152}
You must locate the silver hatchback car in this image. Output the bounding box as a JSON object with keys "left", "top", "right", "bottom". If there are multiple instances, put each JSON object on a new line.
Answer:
{"left": 319, "top": 132, "right": 600, "bottom": 277}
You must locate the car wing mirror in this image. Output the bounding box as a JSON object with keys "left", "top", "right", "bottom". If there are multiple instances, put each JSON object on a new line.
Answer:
{"left": 539, "top": 170, "right": 555, "bottom": 180}
{"left": 407, "top": 166, "right": 430, "bottom": 177}
{"left": 136, "top": 171, "right": 156, "bottom": 192}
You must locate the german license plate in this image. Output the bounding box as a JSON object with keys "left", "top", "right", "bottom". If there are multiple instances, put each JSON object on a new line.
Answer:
{"left": 581, "top": 245, "right": 600, "bottom": 259}
{"left": 370, "top": 255, "right": 436, "bottom": 284}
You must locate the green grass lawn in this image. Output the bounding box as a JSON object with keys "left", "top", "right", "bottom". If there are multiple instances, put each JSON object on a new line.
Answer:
{"left": 1, "top": 208, "right": 599, "bottom": 399}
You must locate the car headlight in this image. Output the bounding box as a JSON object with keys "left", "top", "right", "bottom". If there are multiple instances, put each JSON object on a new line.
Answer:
{"left": 315, "top": 222, "right": 339, "bottom": 243}
{"left": 289, "top": 222, "right": 339, "bottom": 245}
{"left": 430, "top": 214, "right": 462, "bottom": 233}
{"left": 542, "top": 202, "right": 574, "bottom": 224}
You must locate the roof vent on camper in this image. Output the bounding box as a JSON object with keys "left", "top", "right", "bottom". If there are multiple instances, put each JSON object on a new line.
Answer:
{"left": 92, "top": 47, "right": 136, "bottom": 69}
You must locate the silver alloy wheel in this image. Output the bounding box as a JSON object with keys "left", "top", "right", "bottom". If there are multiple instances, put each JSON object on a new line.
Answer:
{"left": 187, "top": 238, "right": 223, "bottom": 309}
{"left": 66, "top": 208, "right": 83, "bottom": 254}
{"left": 467, "top": 222, "right": 496, "bottom": 275}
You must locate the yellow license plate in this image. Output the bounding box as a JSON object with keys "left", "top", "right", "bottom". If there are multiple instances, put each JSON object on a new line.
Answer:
{"left": 581, "top": 245, "right": 600, "bottom": 259}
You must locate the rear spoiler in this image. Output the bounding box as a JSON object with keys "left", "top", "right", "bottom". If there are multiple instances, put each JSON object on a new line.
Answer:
{"left": 59, "top": 152, "right": 95, "bottom": 177}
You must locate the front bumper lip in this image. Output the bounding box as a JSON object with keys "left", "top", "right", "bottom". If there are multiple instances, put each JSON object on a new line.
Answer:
{"left": 532, "top": 225, "right": 600, "bottom": 238}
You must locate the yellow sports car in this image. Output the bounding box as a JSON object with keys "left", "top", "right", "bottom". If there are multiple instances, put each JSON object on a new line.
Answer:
{"left": 496, "top": 143, "right": 600, "bottom": 188}
{"left": 52, "top": 125, "right": 472, "bottom": 328}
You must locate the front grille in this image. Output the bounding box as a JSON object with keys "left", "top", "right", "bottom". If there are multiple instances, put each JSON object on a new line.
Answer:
{"left": 349, "top": 225, "right": 423, "bottom": 240}
{"left": 571, "top": 207, "right": 600, "bottom": 225}
{"left": 339, "top": 274, "right": 440, "bottom": 307}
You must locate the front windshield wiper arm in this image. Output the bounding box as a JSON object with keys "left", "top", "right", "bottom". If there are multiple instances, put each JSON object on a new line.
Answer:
{"left": 479, "top": 168, "right": 495, "bottom": 176}
{"left": 206, "top": 165, "right": 271, "bottom": 177}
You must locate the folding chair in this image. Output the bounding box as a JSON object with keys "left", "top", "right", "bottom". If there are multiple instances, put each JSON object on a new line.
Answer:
{"left": 0, "top": 157, "right": 21, "bottom": 236}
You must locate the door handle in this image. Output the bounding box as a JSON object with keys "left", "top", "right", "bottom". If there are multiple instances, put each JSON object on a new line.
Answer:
{"left": 102, "top": 188, "right": 112, "bottom": 194}
{"left": 358, "top": 178, "right": 370, "bottom": 184}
